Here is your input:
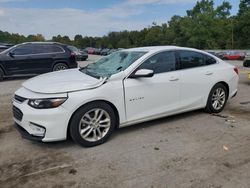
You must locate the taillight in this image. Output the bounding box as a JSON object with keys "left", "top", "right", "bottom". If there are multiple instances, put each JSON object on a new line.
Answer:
{"left": 234, "top": 67, "right": 239, "bottom": 75}
{"left": 71, "top": 52, "right": 76, "bottom": 57}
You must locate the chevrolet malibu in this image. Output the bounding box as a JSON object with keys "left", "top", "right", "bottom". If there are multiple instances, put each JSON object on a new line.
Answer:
{"left": 13, "top": 46, "right": 239, "bottom": 147}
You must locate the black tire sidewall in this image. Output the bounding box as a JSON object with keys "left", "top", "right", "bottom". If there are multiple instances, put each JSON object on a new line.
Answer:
{"left": 206, "top": 84, "right": 228, "bottom": 113}
{"left": 70, "top": 102, "right": 116, "bottom": 147}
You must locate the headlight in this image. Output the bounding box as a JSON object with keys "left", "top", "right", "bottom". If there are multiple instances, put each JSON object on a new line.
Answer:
{"left": 28, "top": 98, "right": 67, "bottom": 109}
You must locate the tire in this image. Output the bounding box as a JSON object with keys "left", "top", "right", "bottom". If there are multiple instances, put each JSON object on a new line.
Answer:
{"left": 0, "top": 68, "right": 4, "bottom": 81}
{"left": 243, "top": 61, "right": 249, "bottom": 67}
{"left": 205, "top": 83, "right": 228, "bottom": 113}
{"left": 52, "top": 63, "right": 68, "bottom": 71}
{"left": 69, "top": 102, "right": 116, "bottom": 147}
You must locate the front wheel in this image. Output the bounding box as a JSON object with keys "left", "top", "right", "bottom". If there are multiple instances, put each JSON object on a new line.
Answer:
{"left": 69, "top": 102, "right": 116, "bottom": 147}
{"left": 205, "top": 83, "right": 228, "bottom": 113}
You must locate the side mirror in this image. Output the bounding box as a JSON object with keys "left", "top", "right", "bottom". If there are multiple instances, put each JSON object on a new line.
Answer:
{"left": 9, "top": 52, "right": 15, "bottom": 57}
{"left": 130, "top": 69, "right": 154, "bottom": 78}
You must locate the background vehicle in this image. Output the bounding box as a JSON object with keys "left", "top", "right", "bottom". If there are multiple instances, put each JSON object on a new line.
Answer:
{"left": 67, "top": 45, "right": 88, "bottom": 61}
{"left": 243, "top": 55, "right": 250, "bottom": 67}
{"left": 0, "top": 43, "right": 13, "bottom": 52}
{"left": 86, "top": 47, "right": 95, "bottom": 54}
{"left": 107, "top": 49, "right": 118, "bottom": 55}
{"left": 0, "top": 45, "right": 9, "bottom": 53}
{"left": 93, "top": 48, "right": 102, "bottom": 55}
{"left": 222, "top": 51, "right": 245, "bottom": 60}
{"left": 100, "top": 48, "right": 110, "bottom": 56}
{"left": 0, "top": 42, "right": 77, "bottom": 80}
{"left": 13, "top": 46, "right": 238, "bottom": 147}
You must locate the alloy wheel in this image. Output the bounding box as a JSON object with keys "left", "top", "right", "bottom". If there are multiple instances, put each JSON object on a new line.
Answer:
{"left": 55, "top": 65, "right": 67, "bottom": 71}
{"left": 211, "top": 88, "right": 226, "bottom": 110}
{"left": 78, "top": 108, "right": 111, "bottom": 142}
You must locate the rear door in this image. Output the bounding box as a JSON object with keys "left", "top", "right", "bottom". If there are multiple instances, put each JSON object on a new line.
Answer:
{"left": 30, "top": 44, "right": 57, "bottom": 73}
{"left": 177, "top": 50, "right": 217, "bottom": 110}
{"left": 123, "top": 51, "right": 181, "bottom": 122}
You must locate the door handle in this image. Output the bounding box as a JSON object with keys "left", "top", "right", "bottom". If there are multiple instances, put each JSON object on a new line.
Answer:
{"left": 169, "top": 77, "right": 179, "bottom": 81}
{"left": 205, "top": 72, "right": 213, "bottom": 75}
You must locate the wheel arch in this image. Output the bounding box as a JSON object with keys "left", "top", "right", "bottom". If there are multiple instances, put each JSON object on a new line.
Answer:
{"left": 216, "top": 81, "right": 229, "bottom": 99}
{"left": 66, "top": 100, "right": 120, "bottom": 139}
{"left": 208, "top": 81, "right": 229, "bottom": 102}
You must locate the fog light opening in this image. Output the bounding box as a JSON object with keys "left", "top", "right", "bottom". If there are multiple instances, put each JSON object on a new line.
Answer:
{"left": 29, "top": 122, "right": 46, "bottom": 137}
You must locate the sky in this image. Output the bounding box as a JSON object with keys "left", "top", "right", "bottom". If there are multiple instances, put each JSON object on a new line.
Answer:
{"left": 0, "top": 0, "right": 240, "bottom": 39}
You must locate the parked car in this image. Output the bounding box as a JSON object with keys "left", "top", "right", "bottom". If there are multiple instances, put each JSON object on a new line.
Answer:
{"left": 13, "top": 46, "right": 238, "bottom": 147}
{"left": 67, "top": 45, "right": 88, "bottom": 61}
{"left": 0, "top": 45, "right": 9, "bottom": 53}
{"left": 222, "top": 51, "right": 245, "bottom": 60}
{"left": 93, "top": 48, "right": 102, "bottom": 55}
{"left": 0, "top": 42, "right": 78, "bottom": 80}
{"left": 243, "top": 55, "right": 250, "bottom": 67}
{"left": 86, "top": 47, "right": 95, "bottom": 54}
{"left": 107, "top": 49, "right": 118, "bottom": 55}
{"left": 100, "top": 48, "right": 110, "bottom": 56}
{"left": 207, "top": 51, "right": 217, "bottom": 56}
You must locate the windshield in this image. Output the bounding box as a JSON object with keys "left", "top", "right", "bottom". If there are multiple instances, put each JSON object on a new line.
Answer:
{"left": 80, "top": 51, "right": 147, "bottom": 78}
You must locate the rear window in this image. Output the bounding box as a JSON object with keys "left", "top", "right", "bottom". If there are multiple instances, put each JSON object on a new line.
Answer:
{"left": 178, "top": 50, "right": 216, "bottom": 69}
{"left": 49, "top": 45, "right": 64, "bottom": 53}
{"left": 67, "top": 46, "right": 79, "bottom": 52}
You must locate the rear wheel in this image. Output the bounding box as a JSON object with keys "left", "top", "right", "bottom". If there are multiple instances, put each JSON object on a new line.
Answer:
{"left": 53, "top": 63, "right": 68, "bottom": 71}
{"left": 205, "top": 83, "right": 228, "bottom": 113}
{"left": 0, "top": 68, "right": 4, "bottom": 81}
{"left": 70, "top": 102, "right": 116, "bottom": 147}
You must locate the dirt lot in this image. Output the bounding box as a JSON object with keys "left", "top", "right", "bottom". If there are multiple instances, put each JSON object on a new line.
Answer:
{"left": 0, "top": 56, "right": 250, "bottom": 188}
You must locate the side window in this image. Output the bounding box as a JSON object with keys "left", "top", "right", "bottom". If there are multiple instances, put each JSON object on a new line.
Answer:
{"left": 205, "top": 55, "right": 217, "bottom": 65}
{"left": 138, "top": 51, "right": 176, "bottom": 74}
{"left": 12, "top": 45, "right": 32, "bottom": 55}
{"left": 179, "top": 51, "right": 205, "bottom": 69}
{"left": 33, "top": 45, "right": 51, "bottom": 54}
{"left": 50, "top": 45, "right": 64, "bottom": 53}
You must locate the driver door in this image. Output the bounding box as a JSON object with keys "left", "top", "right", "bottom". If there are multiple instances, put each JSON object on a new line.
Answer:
{"left": 123, "top": 51, "right": 181, "bottom": 122}
{"left": 4, "top": 44, "right": 33, "bottom": 75}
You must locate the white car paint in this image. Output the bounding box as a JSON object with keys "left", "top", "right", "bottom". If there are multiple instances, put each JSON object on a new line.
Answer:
{"left": 13, "top": 46, "right": 239, "bottom": 142}
{"left": 23, "top": 68, "right": 106, "bottom": 94}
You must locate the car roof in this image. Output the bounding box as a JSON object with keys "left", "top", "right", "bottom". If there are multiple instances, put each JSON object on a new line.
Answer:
{"left": 22, "top": 42, "right": 65, "bottom": 45}
{"left": 123, "top": 46, "right": 206, "bottom": 53}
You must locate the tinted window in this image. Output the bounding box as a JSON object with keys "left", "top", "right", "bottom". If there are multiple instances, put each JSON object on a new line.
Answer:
{"left": 33, "top": 45, "right": 51, "bottom": 54}
{"left": 138, "top": 51, "right": 176, "bottom": 74}
{"left": 205, "top": 55, "right": 217, "bottom": 65}
{"left": 12, "top": 45, "right": 32, "bottom": 55}
{"left": 32, "top": 44, "right": 64, "bottom": 54}
{"left": 179, "top": 51, "right": 206, "bottom": 69}
{"left": 50, "top": 45, "right": 64, "bottom": 53}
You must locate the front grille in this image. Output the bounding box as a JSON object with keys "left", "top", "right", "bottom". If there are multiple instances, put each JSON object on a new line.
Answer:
{"left": 13, "top": 106, "right": 23, "bottom": 121}
{"left": 14, "top": 95, "right": 27, "bottom": 103}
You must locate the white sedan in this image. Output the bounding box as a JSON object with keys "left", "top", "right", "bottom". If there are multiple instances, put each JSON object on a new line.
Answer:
{"left": 13, "top": 46, "right": 239, "bottom": 147}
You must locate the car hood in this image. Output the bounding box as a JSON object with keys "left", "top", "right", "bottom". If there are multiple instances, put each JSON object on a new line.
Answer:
{"left": 22, "top": 69, "right": 106, "bottom": 94}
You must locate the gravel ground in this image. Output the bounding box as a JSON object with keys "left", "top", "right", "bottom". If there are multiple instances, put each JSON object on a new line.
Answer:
{"left": 0, "top": 56, "right": 250, "bottom": 188}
